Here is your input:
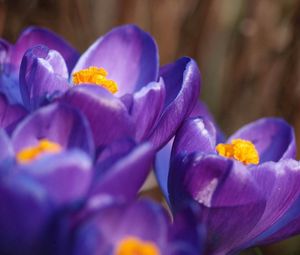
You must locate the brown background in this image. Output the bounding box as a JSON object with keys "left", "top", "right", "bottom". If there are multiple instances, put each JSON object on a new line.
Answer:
{"left": 1, "top": 0, "right": 300, "bottom": 254}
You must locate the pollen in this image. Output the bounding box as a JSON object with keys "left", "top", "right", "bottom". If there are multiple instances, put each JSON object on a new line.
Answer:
{"left": 72, "top": 66, "right": 118, "bottom": 94}
{"left": 216, "top": 139, "right": 259, "bottom": 165}
{"left": 16, "top": 139, "right": 62, "bottom": 164}
{"left": 115, "top": 236, "right": 160, "bottom": 255}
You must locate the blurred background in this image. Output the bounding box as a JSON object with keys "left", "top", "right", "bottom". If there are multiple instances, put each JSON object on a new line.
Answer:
{"left": 0, "top": 0, "right": 300, "bottom": 254}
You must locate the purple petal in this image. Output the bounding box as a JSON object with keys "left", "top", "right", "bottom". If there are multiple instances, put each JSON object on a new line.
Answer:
{"left": 168, "top": 204, "right": 203, "bottom": 255}
{"left": 61, "top": 85, "right": 134, "bottom": 149}
{"left": 18, "top": 150, "right": 92, "bottom": 205}
{"left": 0, "top": 74, "right": 22, "bottom": 105}
{"left": 96, "top": 138, "right": 136, "bottom": 170}
{"left": 72, "top": 25, "right": 159, "bottom": 95}
{"left": 253, "top": 195, "right": 300, "bottom": 246}
{"left": 229, "top": 118, "right": 296, "bottom": 163}
{"left": 172, "top": 117, "right": 217, "bottom": 157}
{"left": 169, "top": 153, "right": 265, "bottom": 254}
{"left": 125, "top": 78, "right": 166, "bottom": 141}
{"left": 90, "top": 143, "right": 154, "bottom": 201}
{"left": 12, "top": 103, "right": 94, "bottom": 157}
{"left": 0, "top": 129, "right": 14, "bottom": 162}
{"left": 0, "top": 174, "right": 52, "bottom": 254}
{"left": 190, "top": 101, "right": 215, "bottom": 120}
{"left": 149, "top": 57, "right": 201, "bottom": 149}
{"left": 155, "top": 102, "right": 218, "bottom": 203}
{"left": 154, "top": 138, "right": 173, "bottom": 203}
{"left": 190, "top": 101, "right": 225, "bottom": 143}
{"left": 19, "top": 45, "right": 69, "bottom": 110}
{"left": 240, "top": 159, "right": 300, "bottom": 247}
{"left": 11, "top": 26, "right": 79, "bottom": 74}
{"left": 0, "top": 40, "right": 22, "bottom": 104}
{"left": 0, "top": 93, "right": 27, "bottom": 133}
{"left": 113, "top": 200, "right": 169, "bottom": 244}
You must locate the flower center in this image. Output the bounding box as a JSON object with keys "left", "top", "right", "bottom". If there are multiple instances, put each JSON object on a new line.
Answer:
{"left": 216, "top": 138, "right": 259, "bottom": 165}
{"left": 16, "top": 139, "right": 62, "bottom": 164}
{"left": 72, "top": 66, "right": 118, "bottom": 94}
{"left": 115, "top": 236, "right": 160, "bottom": 255}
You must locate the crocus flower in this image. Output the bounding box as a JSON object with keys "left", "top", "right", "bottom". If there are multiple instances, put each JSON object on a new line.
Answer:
{"left": 0, "top": 104, "right": 154, "bottom": 255}
{"left": 163, "top": 117, "right": 300, "bottom": 255}
{"left": 68, "top": 197, "right": 203, "bottom": 255}
{"left": 0, "top": 27, "right": 79, "bottom": 104}
{"left": 16, "top": 25, "right": 200, "bottom": 149}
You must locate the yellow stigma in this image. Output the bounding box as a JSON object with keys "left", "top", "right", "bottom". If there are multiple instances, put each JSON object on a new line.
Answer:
{"left": 216, "top": 139, "right": 259, "bottom": 165}
{"left": 115, "top": 236, "right": 160, "bottom": 255}
{"left": 72, "top": 66, "right": 118, "bottom": 94}
{"left": 17, "top": 139, "right": 62, "bottom": 164}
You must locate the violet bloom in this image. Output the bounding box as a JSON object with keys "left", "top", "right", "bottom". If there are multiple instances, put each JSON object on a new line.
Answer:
{"left": 163, "top": 117, "right": 300, "bottom": 254}
{"left": 17, "top": 25, "right": 200, "bottom": 149}
{"left": 0, "top": 105, "right": 154, "bottom": 255}
{"left": 69, "top": 197, "right": 203, "bottom": 255}
{"left": 1, "top": 101, "right": 154, "bottom": 200}
{"left": 0, "top": 27, "right": 79, "bottom": 104}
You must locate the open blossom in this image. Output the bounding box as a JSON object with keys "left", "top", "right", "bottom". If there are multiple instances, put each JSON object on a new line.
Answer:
{"left": 1, "top": 25, "right": 200, "bottom": 150}
{"left": 159, "top": 116, "right": 300, "bottom": 254}
{"left": 69, "top": 197, "right": 203, "bottom": 255}
{"left": 0, "top": 102, "right": 156, "bottom": 255}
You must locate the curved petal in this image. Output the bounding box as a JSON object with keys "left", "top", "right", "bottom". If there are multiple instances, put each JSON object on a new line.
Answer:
{"left": 19, "top": 45, "right": 69, "bottom": 110}
{"left": 124, "top": 78, "right": 166, "bottom": 141}
{"left": 0, "top": 93, "right": 27, "bottom": 133}
{"left": 0, "top": 129, "right": 13, "bottom": 161}
{"left": 191, "top": 101, "right": 225, "bottom": 143}
{"left": 90, "top": 143, "right": 154, "bottom": 201}
{"left": 60, "top": 85, "right": 134, "bottom": 150}
{"left": 240, "top": 159, "right": 300, "bottom": 247}
{"left": 169, "top": 153, "right": 265, "bottom": 254}
{"left": 72, "top": 25, "right": 159, "bottom": 95}
{"left": 154, "top": 138, "right": 173, "bottom": 203}
{"left": 252, "top": 195, "right": 300, "bottom": 246}
{"left": 11, "top": 103, "right": 94, "bottom": 157}
{"left": 96, "top": 138, "right": 136, "bottom": 171}
{"left": 149, "top": 57, "right": 201, "bottom": 149}
{"left": 114, "top": 200, "right": 169, "bottom": 244}
{"left": 229, "top": 118, "right": 296, "bottom": 163}
{"left": 155, "top": 101, "right": 218, "bottom": 204}
{"left": 172, "top": 117, "right": 217, "bottom": 157}
{"left": 0, "top": 174, "right": 52, "bottom": 254}
{"left": 11, "top": 26, "right": 79, "bottom": 74}
{"left": 190, "top": 101, "right": 215, "bottom": 121}
{"left": 18, "top": 150, "right": 92, "bottom": 206}
{"left": 169, "top": 204, "right": 204, "bottom": 255}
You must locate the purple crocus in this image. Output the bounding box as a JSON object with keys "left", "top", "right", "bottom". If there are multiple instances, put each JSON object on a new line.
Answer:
{"left": 0, "top": 104, "right": 154, "bottom": 255}
{"left": 68, "top": 197, "right": 203, "bottom": 255}
{"left": 0, "top": 27, "right": 79, "bottom": 104}
{"left": 15, "top": 25, "right": 200, "bottom": 149}
{"left": 163, "top": 117, "right": 300, "bottom": 254}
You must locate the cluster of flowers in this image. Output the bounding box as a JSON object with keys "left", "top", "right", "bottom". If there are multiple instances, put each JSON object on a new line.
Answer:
{"left": 0, "top": 25, "right": 300, "bottom": 255}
